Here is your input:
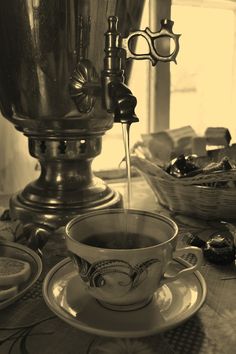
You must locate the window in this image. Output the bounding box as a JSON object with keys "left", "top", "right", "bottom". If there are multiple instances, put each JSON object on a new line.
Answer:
{"left": 170, "top": 0, "right": 236, "bottom": 141}
{"left": 95, "top": 0, "right": 236, "bottom": 173}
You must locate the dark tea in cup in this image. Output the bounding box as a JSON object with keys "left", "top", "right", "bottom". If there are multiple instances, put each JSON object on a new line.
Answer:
{"left": 81, "top": 232, "right": 158, "bottom": 249}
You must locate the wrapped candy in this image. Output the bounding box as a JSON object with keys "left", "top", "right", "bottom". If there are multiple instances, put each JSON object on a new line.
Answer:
{"left": 203, "top": 233, "right": 235, "bottom": 265}
{"left": 166, "top": 155, "right": 236, "bottom": 186}
{"left": 202, "top": 156, "right": 233, "bottom": 173}
{"left": 166, "top": 154, "right": 200, "bottom": 177}
{"left": 188, "top": 232, "right": 235, "bottom": 265}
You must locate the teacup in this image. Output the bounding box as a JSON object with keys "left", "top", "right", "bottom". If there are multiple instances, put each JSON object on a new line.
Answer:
{"left": 66, "top": 209, "right": 203, "bottom": 311}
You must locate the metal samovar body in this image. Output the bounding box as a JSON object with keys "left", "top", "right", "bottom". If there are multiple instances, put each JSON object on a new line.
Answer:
{"left": 0, "top": 0, "right": 179, "bottom": 247}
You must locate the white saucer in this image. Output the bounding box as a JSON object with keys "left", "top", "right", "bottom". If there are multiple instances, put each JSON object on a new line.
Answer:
{"left": 43, "top": 257, "right": 207, "bottom": 338}
{"left": 0, "top": 240, "right": 42, "bottom": 310}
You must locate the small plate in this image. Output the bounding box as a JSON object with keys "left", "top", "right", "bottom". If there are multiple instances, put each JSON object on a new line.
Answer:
{"left": 0, "top": 240, "right": 42, "bottom": 310}
{"left": 43, "top": 257, "right": 207, "bottom": 338}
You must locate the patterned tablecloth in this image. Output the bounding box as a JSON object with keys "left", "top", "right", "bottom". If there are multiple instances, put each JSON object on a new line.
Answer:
{"left": 0, "top": 177, "right": 236, "bottom": 354}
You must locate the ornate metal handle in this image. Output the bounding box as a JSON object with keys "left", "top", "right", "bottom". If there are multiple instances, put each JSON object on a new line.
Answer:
{"left": 102, "top": 16, "right": 180, "bottom": 122}
{"left": 121, "top": 19, "right": 180, "bottom": 66}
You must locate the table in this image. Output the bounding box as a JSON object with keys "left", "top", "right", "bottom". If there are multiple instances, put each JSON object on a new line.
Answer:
{"left": 0, "top": 177, "right": 236, "bottom": 354}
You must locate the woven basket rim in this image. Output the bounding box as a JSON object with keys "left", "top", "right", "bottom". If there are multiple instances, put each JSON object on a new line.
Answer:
{"left": 131, "top": 155, "right": 236, "bottom": 186}
{"left": 131, "top": 156, "right": 236, "bottom": 219}
{"left": 189, "top": 184, "right": 236, "bottom": 191}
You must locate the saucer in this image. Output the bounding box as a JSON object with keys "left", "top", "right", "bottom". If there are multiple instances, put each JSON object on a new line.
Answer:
{"left": 0, "top": 240, "right": 42, "bottom": 310}
{"left": 43, "top": 257, "right": 206, "bottom": 338}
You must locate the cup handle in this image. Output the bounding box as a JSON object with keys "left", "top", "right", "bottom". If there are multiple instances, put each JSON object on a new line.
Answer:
{"left": 161, "top": 246, "right": 203, "bottom": 284}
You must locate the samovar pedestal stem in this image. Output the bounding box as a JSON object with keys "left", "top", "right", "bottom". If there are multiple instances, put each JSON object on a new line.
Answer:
{"left": 7, "top": 136, "right": 122, "bottom": 250}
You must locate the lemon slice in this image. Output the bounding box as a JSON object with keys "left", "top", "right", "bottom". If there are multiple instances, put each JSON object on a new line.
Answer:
{"left": 0, "top": 257, "right": 31, "bottom": 287}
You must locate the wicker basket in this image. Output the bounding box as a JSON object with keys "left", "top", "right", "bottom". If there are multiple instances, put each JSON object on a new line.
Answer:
{"left": 131, "top": 155, "right": 236, "bottom": 220}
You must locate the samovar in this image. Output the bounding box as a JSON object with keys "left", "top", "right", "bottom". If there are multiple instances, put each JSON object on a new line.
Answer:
{"left": 0, "top": 1, "right": 179, "bottom": 248}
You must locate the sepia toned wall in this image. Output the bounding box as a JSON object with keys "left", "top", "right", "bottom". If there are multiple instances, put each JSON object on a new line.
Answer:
{"left": 0, "top": 115, "right": 38, "bottom": 194}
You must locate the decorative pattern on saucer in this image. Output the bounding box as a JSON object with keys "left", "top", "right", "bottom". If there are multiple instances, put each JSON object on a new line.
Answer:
{"left": 72, "top": 255, "right": 160, "bottom": 294}
{"left": 42, "top": 258, "right": 207, "bottom": 338}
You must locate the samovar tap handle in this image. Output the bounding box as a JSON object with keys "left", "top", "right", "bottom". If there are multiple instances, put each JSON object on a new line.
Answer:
{"left": 121, "top": 19, "right": 180, "bottom": 66}
{"left": 102, "top": 16, "right": 180, "bottom": 123}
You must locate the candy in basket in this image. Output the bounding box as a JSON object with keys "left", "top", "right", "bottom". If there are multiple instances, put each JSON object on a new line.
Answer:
{"left": 131, "top": 147, "right": 236, "bottom": 220}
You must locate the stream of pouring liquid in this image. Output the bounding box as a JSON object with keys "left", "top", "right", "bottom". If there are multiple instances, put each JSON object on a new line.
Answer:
{"left": 122, "top": 122, "right": 132, "bottom": 208}
{"left": 121, "top": 122, "right": 132, "bottom": 243}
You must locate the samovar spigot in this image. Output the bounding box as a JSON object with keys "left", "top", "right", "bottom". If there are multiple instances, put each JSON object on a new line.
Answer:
{"left": 102, "top": 16, "right": 181, "bottom": 123}
{"left": 102, "top": 16, "right": 138, "bottom": 124}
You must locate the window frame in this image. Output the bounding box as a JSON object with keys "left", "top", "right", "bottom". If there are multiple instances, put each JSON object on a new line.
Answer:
{"left": 148, "top": 0, "right": 171, "bottom": 133}
{"left": 149, "top": 0, "right": 236, "bottom": 133}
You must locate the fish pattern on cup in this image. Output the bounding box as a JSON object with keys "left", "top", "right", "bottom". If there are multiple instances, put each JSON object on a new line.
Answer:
{"left": 72, "top": 254, "right": 160, "bottom": 296}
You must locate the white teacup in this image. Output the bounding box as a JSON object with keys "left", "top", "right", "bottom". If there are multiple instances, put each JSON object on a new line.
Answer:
{"left": 66, "top": 209, "right": 203, "bottom": 311}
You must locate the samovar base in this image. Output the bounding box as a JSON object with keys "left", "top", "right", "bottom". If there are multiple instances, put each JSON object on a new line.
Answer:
{"left": 9, "top": 178, "right": 122, "bottom": 250}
